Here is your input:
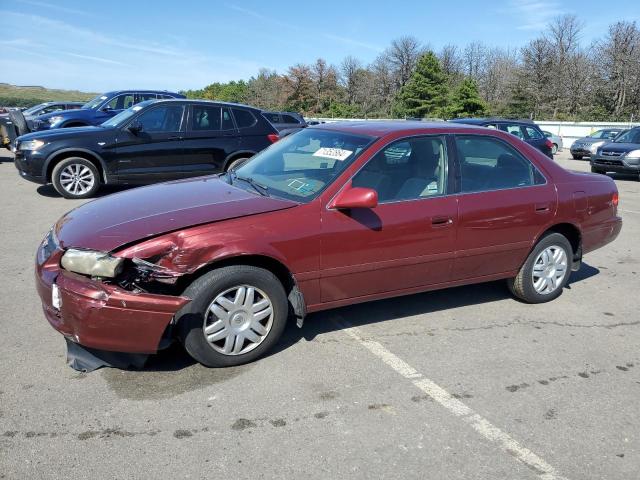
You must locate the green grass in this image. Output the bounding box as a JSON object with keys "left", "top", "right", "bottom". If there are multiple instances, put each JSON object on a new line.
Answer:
{"left": 0, "top": 83, "right": 97, "bottom": 108}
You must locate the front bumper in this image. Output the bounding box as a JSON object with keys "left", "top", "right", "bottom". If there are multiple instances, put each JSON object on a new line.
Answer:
{"left": 35, "top": 245, "right": 190, "bottom": 354}
{"left": 590, "top": 155, "right": 640, "bottom": 175}
{"left": 14, "top": 149, "right": 46, "bottom": 183}
{"left": 570, "top": 146, "right": 593, "bottom": 156}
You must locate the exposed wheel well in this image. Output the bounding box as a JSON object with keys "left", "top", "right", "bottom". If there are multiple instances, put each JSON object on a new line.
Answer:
{"left": 46, "top": 152, "right": 105, "bottom": 183}
{"left": 541, "top": 223, "right": 581, "bottom": 261}
{"left": 178, "top": 254, "right": 295, "bottom": 296}
{"left": 64, "top": 122, "right": 88, "bottom": 128}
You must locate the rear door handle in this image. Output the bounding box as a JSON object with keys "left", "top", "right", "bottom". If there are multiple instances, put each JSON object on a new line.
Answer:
{"left": 535, "top": 203, "right": 550, "bottom": 213}
{"left": 168, "top": 135, "right": 182, "bottom": 140}
{"left": 431, "top": 216, "right": 453, "bottom": 227}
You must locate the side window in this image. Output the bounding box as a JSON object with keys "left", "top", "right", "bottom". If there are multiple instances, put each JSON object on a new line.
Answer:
{"left": 525, "top": 127, "right": 543, "bottom": 139}
{"left": 42, "top": 105, "right": 64, "bottom": 114}
{"left": 232, "top": 108, "right": 257, "bottom": 128}
{"left": 221, "top": 108, "right": 235, "bottom": 130}
{"left": 281, "top": 114, "right": 300, "bottom": 124}
{"left": 160, "top": 94, "right": 176, "bottom": 99}
{"left": 191, "top": 106, "right": 222, "bottom": 131}
{"left": 501, "top": 124, "right": 525, "bottom": 139}
{"left": 136, "top": 93, "right": 158, "bottom": 102}
{"left": 352, "top": 136, "right": 447, "bottom": 203}
{"left": 454, "top": 135, "right": 545, "bottom": 193}
{"left": 134, "top": 105, "right": 184, "bottom": 132}
{"left": 105, "top": 94, "right": 134, "bottom": 110}
{"left": 264, "top": 113, "right": 281, "bottom": 124}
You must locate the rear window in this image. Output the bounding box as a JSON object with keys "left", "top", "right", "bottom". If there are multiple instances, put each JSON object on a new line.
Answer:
{"left": 281, "top": 114, "right": 300, "bottom": 124}
{"left": 233, "top": 109, "right": 257, "bottom": 128}
{"left": 525, "top": 127, "right": 543, "bottom": 139}
{"left": 192, "top": 106, "right": 222, "bottom": 131}
{"left": 263, "top": 113, "right": 281, "bottom": 124}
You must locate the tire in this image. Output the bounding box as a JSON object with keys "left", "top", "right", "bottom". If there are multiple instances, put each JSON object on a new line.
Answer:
{"left": 225, "top": 157, "right": 250, "bottom": 172}
{"left": 177, "top": 266, "right": 288, "bottom": 367}
{"left": 51, "top": 157, "right": 101, "bottom": 199}
{"left": 572, "top": 154, "right": 582, "bottom": 160}
{"left": 507, "top": 232, "right": 573, "bottom": 304}
{"left": 552, "top": 144, "right": 558, "bottom": 155}
{"left": 591, "top": 166, "right": 604, "bottom": 174}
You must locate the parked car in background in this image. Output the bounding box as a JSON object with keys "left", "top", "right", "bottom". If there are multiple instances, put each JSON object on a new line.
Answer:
{"left": 34, "top": 122, "right": 621, "bottom": 369}
{"left": 590, "top": 127, "right": 640, "bottom": 179}
{"left": 542, "top": 130, "right": 563, "bottom": 154}
{"left": 14, "top": 99, "right": 279, "bottom": 199}
{"left": 29, "top": 90, "right": 185, "bottom": 132}
{"left": 0, "top": 101, "right": 83, "bottom": 119}
{"left": 569, "top": 128, "right": 625, "bottom": 159}
{"left": 449, "top": 118, "right": 553, "bottom": 158}
{"left": 262, "top": 111, "right": 307, "bottom": 131}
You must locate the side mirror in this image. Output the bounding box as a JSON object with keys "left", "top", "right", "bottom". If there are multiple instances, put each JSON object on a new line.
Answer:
{"left": 128, "top": 121, "right": 143, "bottom": 134}
{"left": 329, "top": 186, "right": 378, "bottom": 210}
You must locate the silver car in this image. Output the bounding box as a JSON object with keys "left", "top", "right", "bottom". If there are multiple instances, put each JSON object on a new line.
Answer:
{"left": 570, "top": 129, "right": 624, "bottom": 160}
{"left": 542, "top": 131, "right": 563, "bottom": 155}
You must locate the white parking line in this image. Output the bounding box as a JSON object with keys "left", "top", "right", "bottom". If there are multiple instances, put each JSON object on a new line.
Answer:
{"left": 335, "top": 317, "right": 569, "bottom": 480}
{"left": 620, "top": 209, "right": 640, "bottom": 215}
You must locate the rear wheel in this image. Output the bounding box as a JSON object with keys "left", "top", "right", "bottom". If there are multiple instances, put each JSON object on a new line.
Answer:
{"left": 507, "top": 233, "right": 572, "bottom": 304}
{"left": 572, "top": 154, "right": 582, "bottom": 160}
{"left": 225, "top": 157, "right": 250, "bottom": 172}
{"left": 51, "top": 157, "right": 100, "bottom": 199}
{"left": 552, "top": 144, "right": 558, "bottom": 155}
{"left": 178, "top": 266, "right": 288, "bottom": 367}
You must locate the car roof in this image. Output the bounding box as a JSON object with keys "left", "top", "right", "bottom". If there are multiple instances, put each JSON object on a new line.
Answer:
{"left": 102, "top": 89, "right": 181, "bottom": 96}
{"left": 450, "top": 117, "right": 535, "bottom": 125}
{"left": 310, "top": 120, "right": 488, "bottom": 137}
{"left": 149, "top": 98, "right": 261, "bottom": 111}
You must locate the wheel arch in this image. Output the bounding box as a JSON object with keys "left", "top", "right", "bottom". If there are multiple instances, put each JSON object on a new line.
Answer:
{"left": 535, "top": 222, "right": 582, "bottom": 267}
{"left": 45, "top": 149, "right": 108, "bottom": 183}
{"left": 223, "top": 150, "right": 256, "bottom": 171}
{"left": 177, "top": 253, "right": 306, "bottom": 322}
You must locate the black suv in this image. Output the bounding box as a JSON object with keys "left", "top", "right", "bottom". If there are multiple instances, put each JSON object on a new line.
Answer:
{"left": 262, "top": 111, "right": 307, "bottom": 131}
{"left": 14, "top": 99, "right": 279, "bottom": 199}
{"left": 449, "top": 118, "right": 553, "bottom": 158}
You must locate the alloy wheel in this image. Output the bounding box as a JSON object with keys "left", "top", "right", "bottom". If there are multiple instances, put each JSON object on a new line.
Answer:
{"left": 59, "top": 163, "right": 95, "bottom": 196}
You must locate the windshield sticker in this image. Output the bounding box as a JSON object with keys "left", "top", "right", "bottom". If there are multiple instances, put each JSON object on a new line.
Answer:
{"left": 313, "top": 147, "right": 353, "bottom": 161}
{"left": 287, "top": 179, "right": 315, "bottom": 194}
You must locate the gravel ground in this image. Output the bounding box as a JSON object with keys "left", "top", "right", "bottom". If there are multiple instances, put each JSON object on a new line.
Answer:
{"left": 0, "top": 148, "right": 638, "bottom": 480}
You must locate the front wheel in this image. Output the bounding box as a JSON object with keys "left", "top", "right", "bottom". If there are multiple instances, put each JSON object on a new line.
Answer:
{"left": 178, "top": 266, "right": 288, "bottom": 367}
{"left": 507, "top": 233, "right": 572, "bottom": 303}
{"left": 51, "top": 157, "right": 101, "bottom": 199}
{"left": 225, "top": 157, "right": 250, "bottom": 172}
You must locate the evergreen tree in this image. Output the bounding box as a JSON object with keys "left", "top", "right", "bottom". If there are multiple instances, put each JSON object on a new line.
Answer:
{"left": 447, "top": 78, "right": 487, "bottom": 118}
{"left": 396, "top": 51, "right": 449, "bottom": 118}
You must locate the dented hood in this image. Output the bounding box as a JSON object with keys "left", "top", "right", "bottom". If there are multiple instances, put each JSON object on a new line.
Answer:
{"left": 54, "top": 176, "right": 298, "bottom": 252}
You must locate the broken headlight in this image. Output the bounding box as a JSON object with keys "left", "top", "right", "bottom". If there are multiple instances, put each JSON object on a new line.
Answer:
{"left": 61, "top": 249, "right": 124, "bottom": 278}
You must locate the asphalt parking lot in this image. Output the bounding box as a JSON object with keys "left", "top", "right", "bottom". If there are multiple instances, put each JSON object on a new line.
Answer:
{"left": 0, "top": 147, "right": 638, "bottom": 480}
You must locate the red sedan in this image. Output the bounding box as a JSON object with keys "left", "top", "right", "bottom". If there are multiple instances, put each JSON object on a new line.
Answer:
{"left": 35, "top": 122, "right": 622, "bottom": 369}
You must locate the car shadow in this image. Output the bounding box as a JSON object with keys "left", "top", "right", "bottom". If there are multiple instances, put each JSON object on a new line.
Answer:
{"left": 269, "top": 262, "right": 601, "bottom": 357}
{"left": 36, "top": 184, "right": 133, "bottom": 198}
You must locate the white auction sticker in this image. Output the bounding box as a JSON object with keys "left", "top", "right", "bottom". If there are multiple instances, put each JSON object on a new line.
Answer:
{"left": 313, "top": 147, "right": 353, "bottom": 161}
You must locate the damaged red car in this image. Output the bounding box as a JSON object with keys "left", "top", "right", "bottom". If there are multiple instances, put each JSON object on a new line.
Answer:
{"left": 36, "top": 122, "right": 622, "bottom": 370}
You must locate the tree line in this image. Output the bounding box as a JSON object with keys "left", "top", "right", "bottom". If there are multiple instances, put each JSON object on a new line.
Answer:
{"left": 184, "top": 16, "right": 640, "bottom": 121}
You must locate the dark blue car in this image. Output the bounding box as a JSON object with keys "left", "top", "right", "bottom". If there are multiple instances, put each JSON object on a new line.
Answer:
{"left": 30, "top": 90, "right": 185, "bottom": 131}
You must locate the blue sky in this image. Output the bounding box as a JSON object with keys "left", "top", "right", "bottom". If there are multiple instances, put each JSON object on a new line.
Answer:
{"left": 1, "top": 0, "right": 638, "bottom": 93}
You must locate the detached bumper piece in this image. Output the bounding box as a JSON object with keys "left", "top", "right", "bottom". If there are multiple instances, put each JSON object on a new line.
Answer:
{"left": 65, "top": 338, "right": 148, "bottom": 372}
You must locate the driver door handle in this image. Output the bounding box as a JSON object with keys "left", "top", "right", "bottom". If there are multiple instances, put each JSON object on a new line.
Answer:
{"left": 431, "top": 216, "right": 453, "bottom": 227}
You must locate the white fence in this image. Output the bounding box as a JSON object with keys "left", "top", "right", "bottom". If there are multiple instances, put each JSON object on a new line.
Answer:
{"left": 307, "top": 117, "right": 639, "bottom": 148}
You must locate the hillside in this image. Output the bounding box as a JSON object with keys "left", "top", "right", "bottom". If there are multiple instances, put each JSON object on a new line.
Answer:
{"left": 0, "top": 83, "right": 97, "bottom": 107}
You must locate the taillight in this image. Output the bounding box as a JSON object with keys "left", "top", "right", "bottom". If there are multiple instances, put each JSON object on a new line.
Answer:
{"left": 545, "top": 139, "right": 554, "bottom": 150}
{"left": 267, "top": 133, "right": 279, "bottom": 143}
{"left": 612, "top": 191, "right": 619, "bottom": 207}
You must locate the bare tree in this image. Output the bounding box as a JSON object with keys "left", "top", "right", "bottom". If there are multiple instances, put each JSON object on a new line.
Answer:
{"left": 463, "top": 41, "right": 487, "bottom": 79}
{"left": 438, "top": 44, "right": 464, "bottom": 85}
{"left": 340, "top": 56, "right": 363, "bottom": 105}
{"left": 386, "top": 36, "right": 424, "bottom": 89}
{"left": 521, "top": 38, "right": 554, "bottom": 118}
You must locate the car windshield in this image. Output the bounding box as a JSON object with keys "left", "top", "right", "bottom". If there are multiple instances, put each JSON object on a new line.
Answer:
{"left": 82, "top": 94, "right": 108, "bottom": 110}
{"left": 613, "top": 129, "right": 640, "bottom": 144}
{"left": 589, "top": 129, "right": 618, "bottom": 139}
{"left": 23, "top": 103, "right": 47, "bottom": 115}
{"left": 233, "top": 128, "right": 375, "bottom": 202}
{"left": 100, "top": 102, "right": 150, "bottom": 128}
